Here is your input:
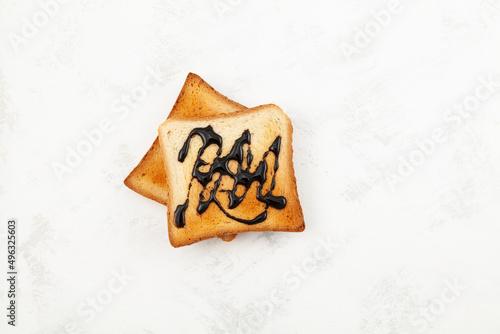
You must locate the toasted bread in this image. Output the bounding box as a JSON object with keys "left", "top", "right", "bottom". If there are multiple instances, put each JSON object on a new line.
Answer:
{"left": 158, "top": 104, "right": 305, "bottom": 247}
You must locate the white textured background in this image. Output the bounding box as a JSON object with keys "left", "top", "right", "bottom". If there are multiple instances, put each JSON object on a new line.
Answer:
{"left": 1, "top": 0, "right": 500, "bottom": 333}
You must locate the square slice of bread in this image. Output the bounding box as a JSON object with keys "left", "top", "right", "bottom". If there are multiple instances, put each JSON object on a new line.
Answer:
{"left": 158, "top": 104, "right": 305, "bottom": 247}
{"left": 124, "top": 73, "right": 246, "bottom": 206}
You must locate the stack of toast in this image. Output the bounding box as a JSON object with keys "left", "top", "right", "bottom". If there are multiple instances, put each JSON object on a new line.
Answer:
{"left": 124, "top": 73, "right": 304, "bottom": 247}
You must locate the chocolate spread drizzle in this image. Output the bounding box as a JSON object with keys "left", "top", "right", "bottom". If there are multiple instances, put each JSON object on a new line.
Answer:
{"left": 174, "top": 125, "right": 286, "bottom": 228}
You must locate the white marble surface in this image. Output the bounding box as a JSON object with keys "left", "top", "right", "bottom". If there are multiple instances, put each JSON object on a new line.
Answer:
{"left": 1, "top": 0, "right": 500, "bottom": 333}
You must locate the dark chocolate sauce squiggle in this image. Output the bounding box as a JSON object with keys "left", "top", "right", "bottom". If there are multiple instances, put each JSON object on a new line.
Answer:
{"left": 174, "top": 125, "right": 286, "bottom": 228}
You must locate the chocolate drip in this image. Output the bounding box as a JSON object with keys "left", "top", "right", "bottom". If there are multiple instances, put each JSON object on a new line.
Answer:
{"left": 174, "top": 126, "right": 286, "bottom": 228}
{"left": 174, "top": 199, "right": 188, "bottom": 228}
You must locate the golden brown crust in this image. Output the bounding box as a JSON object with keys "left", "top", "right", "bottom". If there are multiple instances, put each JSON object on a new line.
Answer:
{"left": 218, "top": 234, "right": 238, "bottom": 242}
{"left": 124, "top": 137, "right": 168, "bottom": 205}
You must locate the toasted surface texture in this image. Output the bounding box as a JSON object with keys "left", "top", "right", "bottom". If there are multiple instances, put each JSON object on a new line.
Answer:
{"left": 158, "top": 104, "right": 305, "bottom": 247}
{"left": 124, "top": 73, "right": 246, "bottom": 206}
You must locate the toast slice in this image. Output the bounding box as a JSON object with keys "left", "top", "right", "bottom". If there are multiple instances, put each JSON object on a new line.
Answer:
{"left": 124, "top": 73, "right": 246, "bottom": 206}
{"left": 158, "top": 104, "right": 305, "bottom": 247}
